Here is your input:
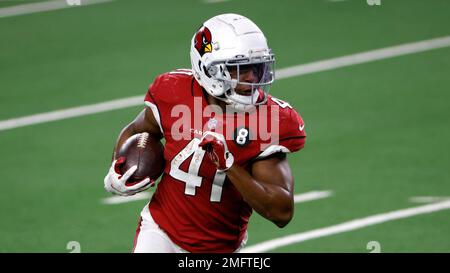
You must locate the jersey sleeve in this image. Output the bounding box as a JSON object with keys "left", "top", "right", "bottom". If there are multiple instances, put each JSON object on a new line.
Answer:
{"left": 144, "top": 74, "right": 165, "bottom": 134}
{"left": 279, "top": 108, "right": 306, "bottom": 152}
{"left": 256, "top": 104, "right": 306, "bottom": 160}
{"left": 143, "top": 70, "right": 195, "bottom": 136}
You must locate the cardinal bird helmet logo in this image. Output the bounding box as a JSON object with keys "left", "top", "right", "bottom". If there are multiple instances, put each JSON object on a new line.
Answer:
{"left": 194, "top": 26, "right": 213, "bottom": 56}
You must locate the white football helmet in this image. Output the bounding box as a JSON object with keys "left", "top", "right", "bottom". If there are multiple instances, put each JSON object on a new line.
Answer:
{"left": 190, "top": 14, "right": 275, "bottom": 110}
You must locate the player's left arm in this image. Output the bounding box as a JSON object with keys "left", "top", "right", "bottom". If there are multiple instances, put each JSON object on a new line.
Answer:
{"left": 199, "top": 131, "right": 298, "bottom": 228}
{"left": 226, "top": 155, "right": 294, "bottom": 228}
{"left": 199, "top": 104, "right": 306, "bottom": 228}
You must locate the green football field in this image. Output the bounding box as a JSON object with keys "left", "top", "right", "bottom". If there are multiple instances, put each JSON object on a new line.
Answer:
{"left": 1, "top": 0, "right": 450, "bottom": 253}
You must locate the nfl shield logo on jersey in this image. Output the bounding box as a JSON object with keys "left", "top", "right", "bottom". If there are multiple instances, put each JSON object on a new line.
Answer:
{"left": 207, "top": 118, "right": 218, "bottom": 130}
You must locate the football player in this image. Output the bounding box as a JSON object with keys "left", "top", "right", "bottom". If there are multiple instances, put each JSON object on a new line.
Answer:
{"left": 104, "top": 13, "right": 306, "bottom": 253}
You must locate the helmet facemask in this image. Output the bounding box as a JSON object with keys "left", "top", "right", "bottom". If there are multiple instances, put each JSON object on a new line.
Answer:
{"left": 207, "top": 52, "right": 275, "bottom": 107}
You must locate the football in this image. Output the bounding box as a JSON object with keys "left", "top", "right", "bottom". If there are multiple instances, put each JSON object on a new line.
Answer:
{"left": 117, "top": 132, "right": 165, "bottom": 184}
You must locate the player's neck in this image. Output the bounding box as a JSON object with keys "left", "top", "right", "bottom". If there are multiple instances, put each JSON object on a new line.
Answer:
{"left": 204, "top": 91, "right": 228, "bottom": 112}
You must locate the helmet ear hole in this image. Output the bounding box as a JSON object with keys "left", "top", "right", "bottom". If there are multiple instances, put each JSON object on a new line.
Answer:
{"left": 208, "top": 66, "right": 218, "bottom": 76}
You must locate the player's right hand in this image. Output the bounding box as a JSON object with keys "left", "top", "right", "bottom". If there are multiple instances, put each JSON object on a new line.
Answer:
{"left": 103, "top": 157, "right": 153, "bottom": 196}
{"left": 199, "top": 131, "right": 234, "bottom": 172}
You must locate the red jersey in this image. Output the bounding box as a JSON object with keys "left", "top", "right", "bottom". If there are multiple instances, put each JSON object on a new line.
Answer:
{"left": 144, "top": 69, "right": 306, "bottom": 253}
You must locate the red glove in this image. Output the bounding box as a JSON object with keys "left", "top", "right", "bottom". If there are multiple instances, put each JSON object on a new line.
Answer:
{"left": 199, "top": 131, "right": 234, "bottom": 171}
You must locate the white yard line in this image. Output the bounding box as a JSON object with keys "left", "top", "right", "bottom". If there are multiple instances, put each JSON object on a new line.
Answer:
{"left": 101, "top": 191, "right": 152, "bottom": 205}
{"left": 276, "top": 35, "right": 450, "bottom": 79}
{"left": 0, "top": 96, "right": 142, "bottom": 131}
{"left": 1, "top": 35, "right": 450, "bottom": 131}
{"left": 0, "top": 0, "right": 114, "bottom": 18}
{"left": 409, "top": 196, "right": 450, "bottom": 204}
{"left": 241, "top": 200, "right": 450, "bottom": 253}
{"left": 294, "top": 190, "right": 333, "bottom": 203}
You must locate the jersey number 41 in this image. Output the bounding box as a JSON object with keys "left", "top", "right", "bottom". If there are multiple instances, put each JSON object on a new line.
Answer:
{"left": 169, "top": 138, "right": 226, "bottom": 202}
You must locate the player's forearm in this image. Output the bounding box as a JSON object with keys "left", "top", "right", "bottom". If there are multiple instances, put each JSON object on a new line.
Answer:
{"left": 112, "top": 123, "right": 137, "bottom": 160}
{"left": 111, "top": 109, "right": 163, "bottom": 161}
{"left": 226, "top": 165, "right": 293, "bottom": 228}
